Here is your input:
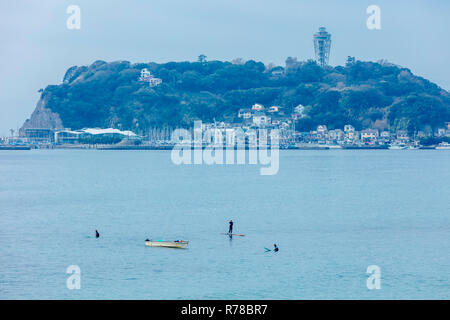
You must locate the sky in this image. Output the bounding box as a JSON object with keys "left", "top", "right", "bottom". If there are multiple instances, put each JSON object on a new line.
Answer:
{"left": 0, "top": 0, "right": 449, "bottom": 136}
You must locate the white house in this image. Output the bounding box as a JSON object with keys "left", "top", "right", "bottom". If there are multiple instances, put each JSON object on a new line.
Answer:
{"left": 238, "top": 108, "right": 252, "bottom": 119}
{"left": 317, "top": 125, "right": 328, "bottom": 136}
{"left": 252, "top": 103, "right": 265, "bottom": 111}
{"left": 344, "top": 124, "right": 356, "bottom": 141}
{"left": 252, "top": 112, "right": 271, "bottom": 126}
{"left": 139, "top": 68, "right": 162, "bottom": 87}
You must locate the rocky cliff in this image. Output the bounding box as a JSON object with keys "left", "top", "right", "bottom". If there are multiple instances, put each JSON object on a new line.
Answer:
{"left": 19, "top": 93, "right": 64, "bottom": 135}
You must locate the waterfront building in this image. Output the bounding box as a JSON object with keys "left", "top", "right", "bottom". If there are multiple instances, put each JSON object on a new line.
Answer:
{"left": 396, "top": 130, "right": 409, "bottom": 142}
{"left": 55, "top": 130, "right": 81, "bottom": 144}
{"left": 344, "top": 124, "right": 356, "bottom": 141}
{"left": 53, "top": 128, "right": 139, "bottom": 145}
{"left": 327, "top": 129, "right": 344, "bottom": 142}
{"left": 24, "top": 128, "right": 55, "bottom": 144}
{"left": 361, "top": 129, "right": 379, "bottom": 141}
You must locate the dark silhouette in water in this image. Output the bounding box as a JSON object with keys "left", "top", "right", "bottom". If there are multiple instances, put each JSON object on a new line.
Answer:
{"left": 228, "top": 220, "right": 233, "bottom": 234}
{"left": 95, "top": 230, "right": 100, "bottom": 238}
{"left": 273, "top": 244, "right": 279, "bottom": 252}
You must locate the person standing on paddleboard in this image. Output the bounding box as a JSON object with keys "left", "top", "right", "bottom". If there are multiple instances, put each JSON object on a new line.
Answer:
{"left": 228, "top": 220, "right": 233, "bottom": 234}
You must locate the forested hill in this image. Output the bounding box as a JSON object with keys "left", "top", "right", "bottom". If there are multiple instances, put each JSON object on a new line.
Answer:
{"left": 25, "top": 58, "right": 450, "bottom": 134}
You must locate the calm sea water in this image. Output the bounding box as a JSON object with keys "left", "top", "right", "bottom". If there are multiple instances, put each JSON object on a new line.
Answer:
{"left": 0, "top": 149, "right": 449, "bottom": 299}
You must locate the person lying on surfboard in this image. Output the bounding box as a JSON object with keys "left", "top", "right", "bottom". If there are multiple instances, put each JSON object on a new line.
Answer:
{"left": 264, "top": 244, "right": 279, "bottom": 252}
{"left": 228, "top": 219, "right": 233, "bottom": 234}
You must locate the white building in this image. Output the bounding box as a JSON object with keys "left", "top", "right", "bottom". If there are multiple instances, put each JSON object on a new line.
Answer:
{"left": 238, "top": 108, "right": 252, "bottom": 119}
{"left": 360, "top": 129, "right": 379, "bottom": 141}
{"left": 328, "top": 129, "right": 344, "bottom": 141}
{"left": 252, "top": 103, "right": 265, "bottom": 111}
{"left": 344, "top": 124, "right": 356, "bottom": 141}
{"left": 317, "top": 125, "right": 328, "bottom": 136}
{"left": 139, "top": 68, "right": 162, "bottom": 87}
{"left": 252, "top": 112, "right": 271, "bottom": 127}
{"left": 268, "top": 106, "right": 282, "bottom": 113}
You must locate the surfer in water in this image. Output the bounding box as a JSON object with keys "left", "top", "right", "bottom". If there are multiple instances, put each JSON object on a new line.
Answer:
{"left": 273, "top": 244, "right": 279, "bottom": 252}
{"left": 228, "top": 220, "right": 233, "bottom": 234}
{"left": 95, "top": 230, "right": 100, "bottom": 238}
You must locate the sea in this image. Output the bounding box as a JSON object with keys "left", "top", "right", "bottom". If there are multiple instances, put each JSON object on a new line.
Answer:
{"left": 1, "top": 149, "right": 449, "bottom": 299}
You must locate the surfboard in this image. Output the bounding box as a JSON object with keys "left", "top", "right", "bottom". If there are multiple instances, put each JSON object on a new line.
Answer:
{"left": 221, "top": 233, "right": 245, "bottom": 237}
{"left": 264, "top": 247, "right": 271, "bottom": 252}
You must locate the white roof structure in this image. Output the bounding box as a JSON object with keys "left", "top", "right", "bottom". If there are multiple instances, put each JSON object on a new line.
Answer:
{"left": 81, "top": 128, "right": 137, "bottom": 136}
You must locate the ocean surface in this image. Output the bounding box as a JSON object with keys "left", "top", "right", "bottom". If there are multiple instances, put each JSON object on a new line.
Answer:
{"left": 1, "top": 149, "right": 449, "bottom": 299}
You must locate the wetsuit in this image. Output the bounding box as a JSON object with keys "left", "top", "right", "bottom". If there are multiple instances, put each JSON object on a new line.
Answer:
{"left": 229, "top": 221, "right": 233, "bottom": 234}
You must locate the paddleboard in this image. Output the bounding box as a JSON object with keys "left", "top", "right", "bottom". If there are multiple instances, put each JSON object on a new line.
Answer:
{"left": 221, "top": 233, "right": 245, "bottom": 237}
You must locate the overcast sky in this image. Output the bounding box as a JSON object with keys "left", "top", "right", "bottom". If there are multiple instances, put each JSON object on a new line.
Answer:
{"left": 0, "top": 0, "right": 449, "bottom": 136}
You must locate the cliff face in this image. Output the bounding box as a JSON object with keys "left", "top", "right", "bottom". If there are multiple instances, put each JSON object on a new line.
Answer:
{"left": 19, "top": 94, "right": 64, "bottom": 136}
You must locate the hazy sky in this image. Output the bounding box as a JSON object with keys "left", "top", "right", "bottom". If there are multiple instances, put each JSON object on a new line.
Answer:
{"left": 0, "top": 0, "right": 449, "bottom": 136}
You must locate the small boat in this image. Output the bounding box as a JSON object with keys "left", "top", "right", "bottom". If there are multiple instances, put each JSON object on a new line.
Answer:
{"left": 388, "top": 144, "right": 407, "bottom": 150}
{"left": 145, "top": 239, "right": 189, "bottom": 249}
{"left": 436, "top": 142, "right": 450, "bottom": 150}
{"left": 327, "top": 144, "right": 342, "bottom": 149}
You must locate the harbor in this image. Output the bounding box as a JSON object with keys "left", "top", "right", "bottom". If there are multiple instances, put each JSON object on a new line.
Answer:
{"left": 2, "top": 119, "right": 450, "bottom": 151}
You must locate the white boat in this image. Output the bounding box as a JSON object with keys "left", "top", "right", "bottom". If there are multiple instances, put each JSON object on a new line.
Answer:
{"left": 145, "top": 239, "right": 189, "bottom": 249}
{"left": 436, "top": 142, "right": 450, "bottom": 150}
{"left": 389, "top": 144, "right": 407, "bottom": 150}
{"left": 327, "top": 144, "right": 343, "bottom": 149}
